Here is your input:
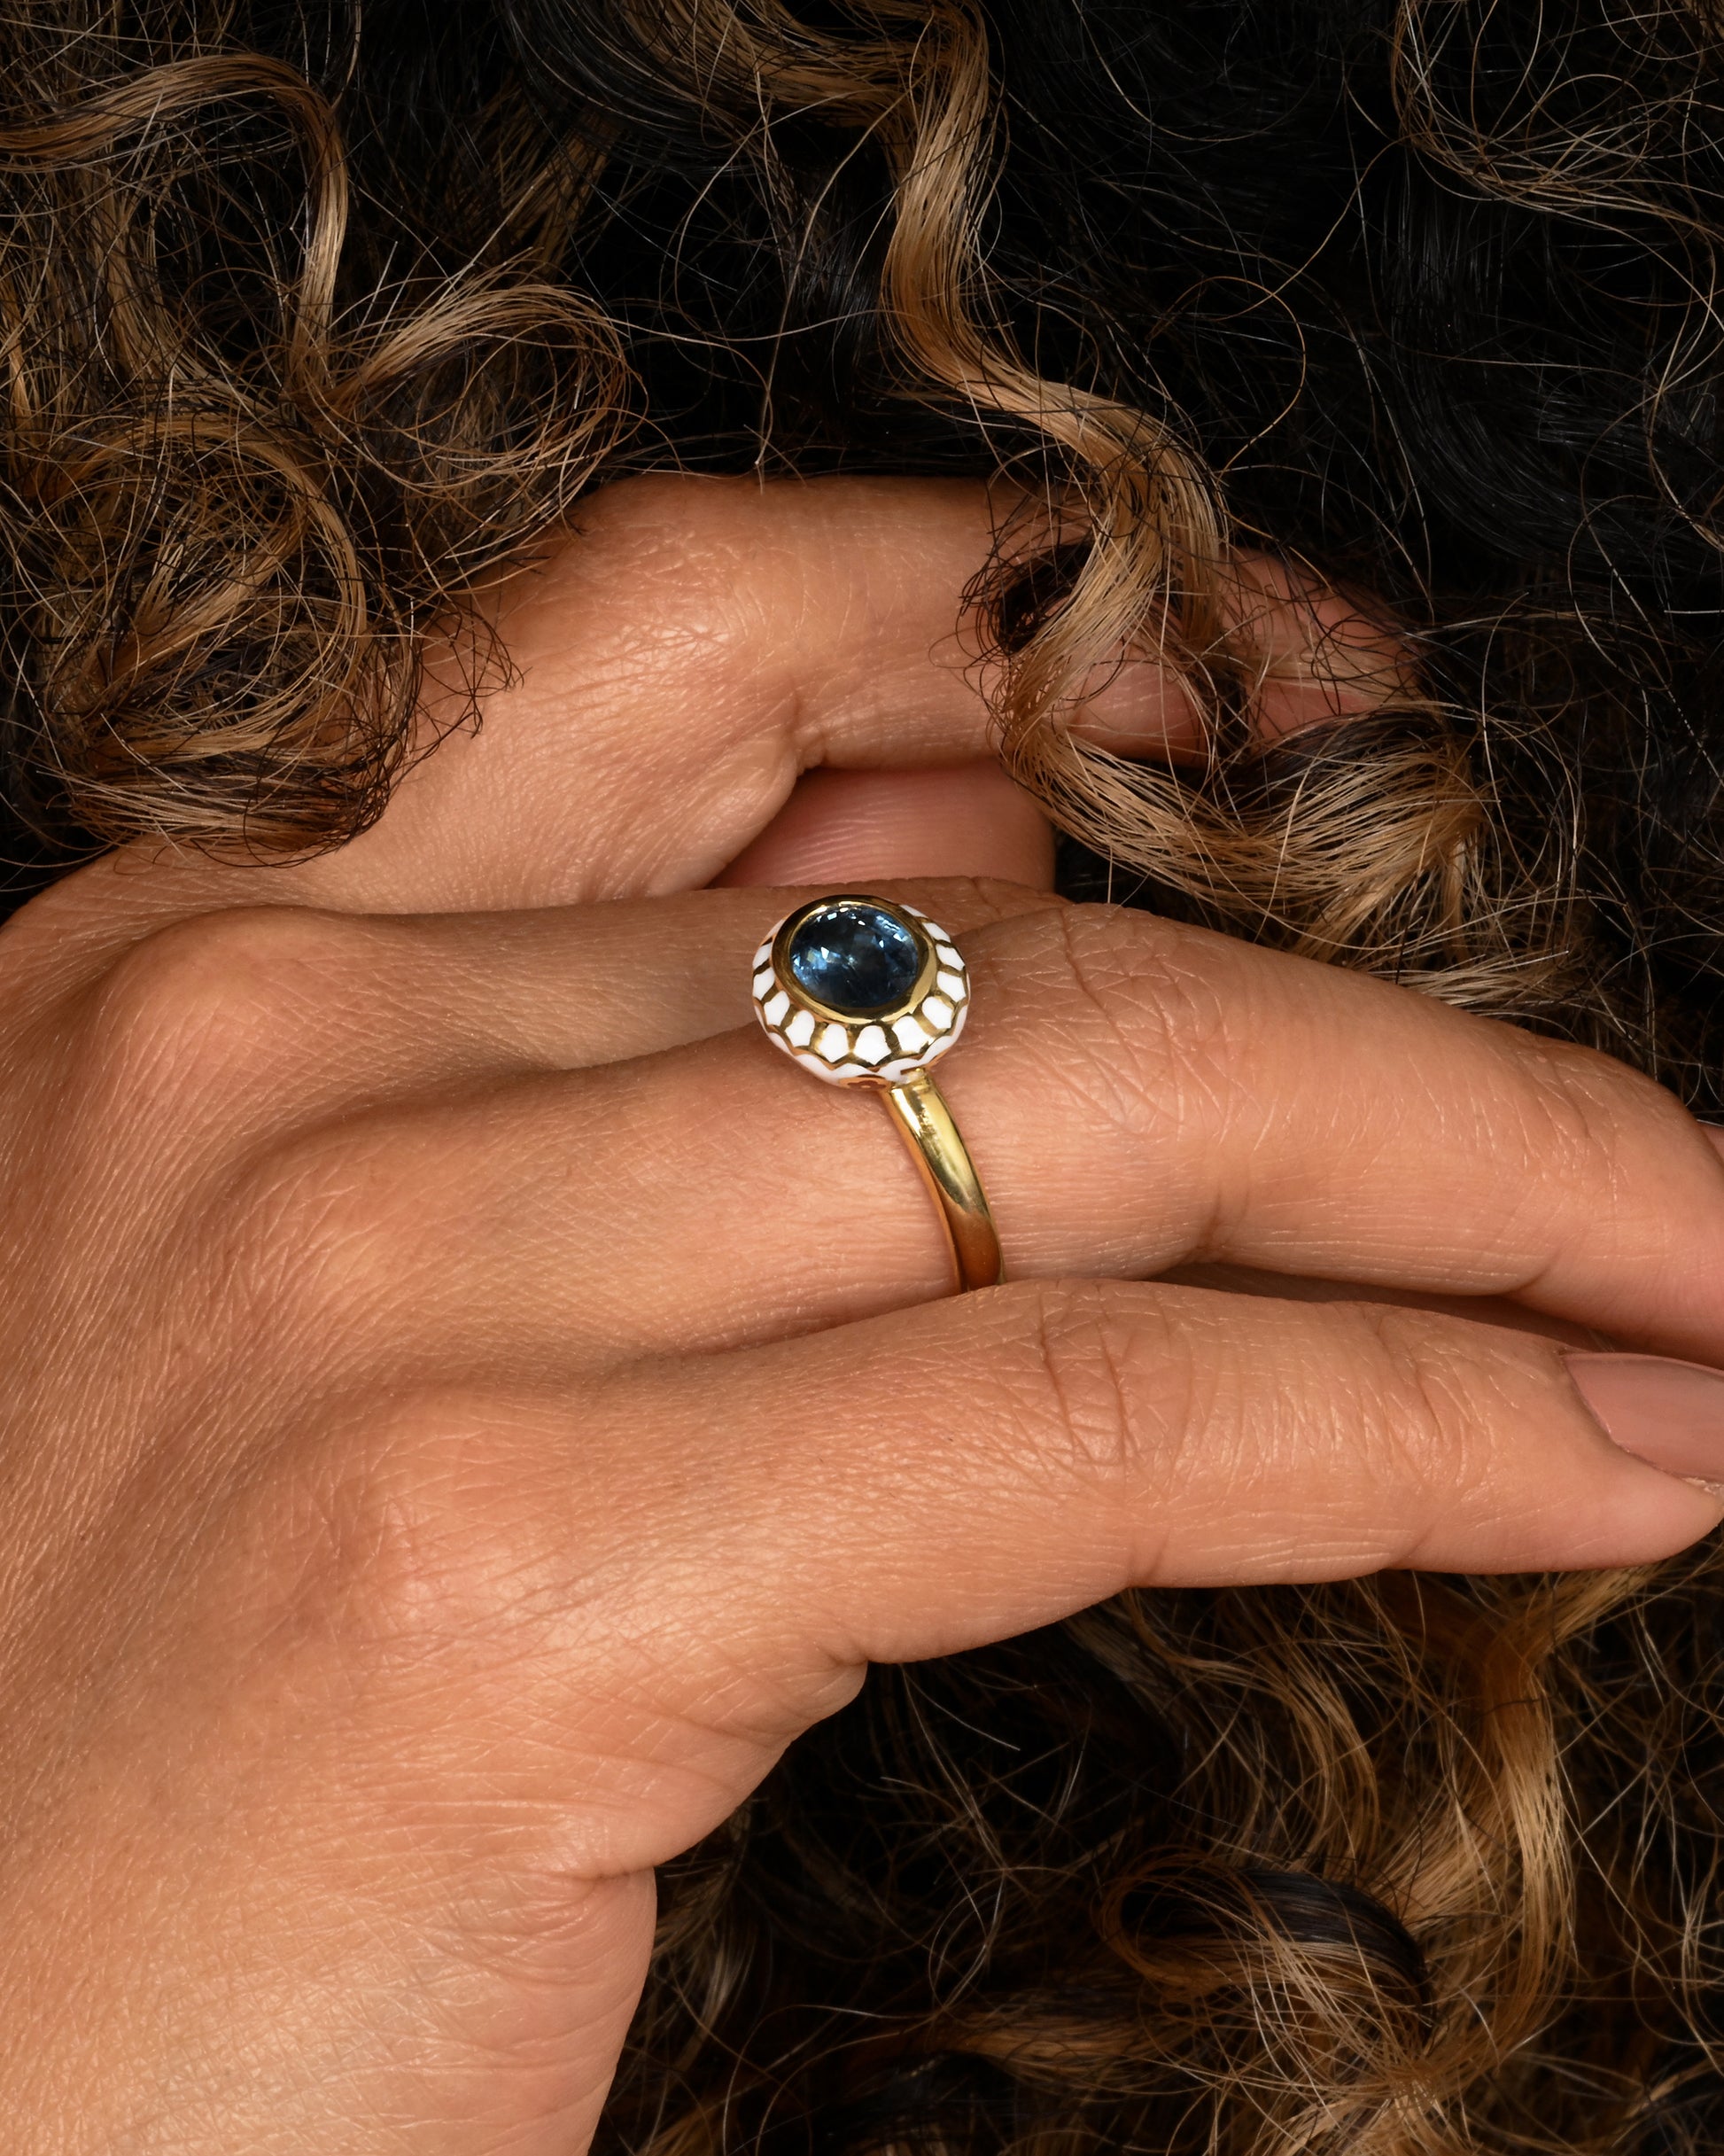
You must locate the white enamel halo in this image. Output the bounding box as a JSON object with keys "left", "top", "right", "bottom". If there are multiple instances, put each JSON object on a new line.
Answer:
{"left": 750, "top": 893, "right": 971, "bottom": 1086}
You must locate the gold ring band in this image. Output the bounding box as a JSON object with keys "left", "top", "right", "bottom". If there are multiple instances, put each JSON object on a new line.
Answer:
{"left": 877, "top": 1068, "right": 1004, "bottom": 1293}
{"left": 750, "top": 892, "right": 1005, "bottom": 1295}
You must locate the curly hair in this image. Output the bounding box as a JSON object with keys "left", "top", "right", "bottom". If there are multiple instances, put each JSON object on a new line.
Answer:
{"left": 0, "top": 3, "right": 627, "bottom": 867}
{"left": 5, "top": 4, "right": 1724, "bottom": 2152}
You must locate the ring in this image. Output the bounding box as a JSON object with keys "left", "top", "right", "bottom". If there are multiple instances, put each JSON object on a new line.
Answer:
{"left": 750, "top": 893, "right": 1005, "bottom": 1294}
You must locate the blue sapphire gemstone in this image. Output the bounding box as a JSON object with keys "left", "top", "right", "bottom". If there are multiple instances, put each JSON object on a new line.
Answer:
{"left": 788, "top": 902, "right": 921, "bottom": 1016}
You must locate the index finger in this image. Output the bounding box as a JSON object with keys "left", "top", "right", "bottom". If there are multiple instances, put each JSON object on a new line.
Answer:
{"left": 97, "top": 478, "right": 1036, "bottom": 923}
{"left": 68, "top": 478, "right": 1403, "bottom": 928}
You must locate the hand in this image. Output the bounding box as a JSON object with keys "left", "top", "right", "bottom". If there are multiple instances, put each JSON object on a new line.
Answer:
{"left": 2, "top": 475, "right": 1722, "bottom": 2152}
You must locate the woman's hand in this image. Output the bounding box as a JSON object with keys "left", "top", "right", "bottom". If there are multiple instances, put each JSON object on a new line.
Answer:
{"left": 3, "top": 476, "right": 1723, "bottom": 2152}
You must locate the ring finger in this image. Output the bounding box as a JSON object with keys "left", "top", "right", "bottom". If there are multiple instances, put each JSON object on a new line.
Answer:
{"left": 237, "top": 899, "right": 1724, "bottom": 1372}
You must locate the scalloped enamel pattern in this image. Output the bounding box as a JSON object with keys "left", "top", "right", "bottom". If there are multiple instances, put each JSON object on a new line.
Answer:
{"left": 751, "top": 896, "right": 971, "bottom": 1086}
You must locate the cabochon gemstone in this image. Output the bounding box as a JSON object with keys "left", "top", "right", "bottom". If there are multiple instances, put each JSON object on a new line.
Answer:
{"left": 788, "top": 902, "right": 920, "bottom": 1016}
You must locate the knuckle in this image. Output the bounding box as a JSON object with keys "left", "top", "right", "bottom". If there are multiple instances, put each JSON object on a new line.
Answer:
{"left": 233, "top": 1389, "right": 565, "bottom": 1677}
{"left": 74, "top": 907, "right": 346, "bottom": 1122}
{"left": 214, "top": 1111, "right": 445, "bottom": 1348}
{"left": 1509, "top": 1040, "right": 1634, "bottom": 1170}
{"left": 1495, "top": 1032, "right": 1699, "bottom": 1240}
{"left": 1340, "top": 1301, "right": 1496, "bottom": 1516}
{"left": 1018, "top": 904, "right": 1244, "bottom": 1140}
{"left": 1519, "top": 1032, "right": 1689, "bottom": 1154}
{"left": 1012, "top": 1277, "right": 1195, "bottom": 1493}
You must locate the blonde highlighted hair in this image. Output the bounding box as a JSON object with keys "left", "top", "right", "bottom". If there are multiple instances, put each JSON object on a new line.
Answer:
{"left": 5, "top": 5, "right": 1724, "bottom": 2151}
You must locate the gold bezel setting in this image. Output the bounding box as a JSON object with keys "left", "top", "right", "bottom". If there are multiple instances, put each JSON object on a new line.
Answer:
{"left": 751, "top": 895, "right": 971, "bottom": 1086}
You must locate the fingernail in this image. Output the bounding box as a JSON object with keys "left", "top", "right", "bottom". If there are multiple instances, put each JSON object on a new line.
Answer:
{"left": 1566, "top": 1352, "right": 1724, "bottom": 1490}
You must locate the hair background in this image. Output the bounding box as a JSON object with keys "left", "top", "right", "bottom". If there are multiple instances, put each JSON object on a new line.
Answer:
{"left": 4, "top": 4, "right": 1724, "bottom": 2152}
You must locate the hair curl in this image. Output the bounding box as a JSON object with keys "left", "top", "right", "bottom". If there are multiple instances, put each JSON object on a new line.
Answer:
{"left": 0, "top": 5, "right": 626, "bottom": 866}
{"left": 5, "top": 4, "right": 1724, "bottom": 2152}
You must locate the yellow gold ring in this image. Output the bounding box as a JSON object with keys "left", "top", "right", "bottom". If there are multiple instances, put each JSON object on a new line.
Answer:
{"left": 750, "top": 893, "right": 1004, "bottom": 1294}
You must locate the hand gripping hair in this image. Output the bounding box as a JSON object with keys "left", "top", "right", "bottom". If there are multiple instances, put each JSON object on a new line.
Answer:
{"left": 5, "top": 6, "right": 1724, "bottom": 2153}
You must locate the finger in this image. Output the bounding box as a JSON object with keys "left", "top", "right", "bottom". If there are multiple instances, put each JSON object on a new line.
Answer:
{"left": 1224, "top": 553, "right": 1416, "bottom": 742}
{"left": 34, "top": 884, "right": 1050, "bottom": 1154}
{"left": 275, "top": 522, "right": 1402, "bottom": 906}
{"left": 86, "top": 478, "right": 1041, "bottom": 925}
{"left": 712, "top": 763, "right": 1055, "bottom": 890}
{"left": 292, "top": 904, "right": 1724, "bottom": 1365}
{"left": 1159, "top": 1258, "right": 1610, "bottom": 1348}
{"left": 51, "top": 483, "right": 1404, "bottom": 932}
{"left": 1061, "top": 551, "right": 1415, "bottom": 758}
{"left": 471, "top": 1282, "right": 1720, "bottom": 1872}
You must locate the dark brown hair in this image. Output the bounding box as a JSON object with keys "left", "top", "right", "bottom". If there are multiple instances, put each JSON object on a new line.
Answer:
{"left": 5, "top": 5, "right": 1724, "bottom": 2151}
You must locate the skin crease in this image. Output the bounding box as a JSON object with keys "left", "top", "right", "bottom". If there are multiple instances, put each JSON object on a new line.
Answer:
{"left": 0, "top": 474, "right": 1721, "bottom": 2152}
